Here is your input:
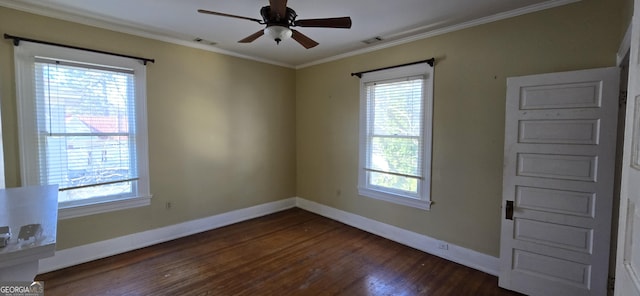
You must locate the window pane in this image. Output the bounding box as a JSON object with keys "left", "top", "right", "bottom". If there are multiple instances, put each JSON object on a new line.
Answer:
{"left": 370, "top": 136, "right": 420, "bottom": 176}
{"left": 58, "top": 181, "right": 133, "bottom": 203}
{"left": 37, "top": 61, "right": 133, "bottom": 135}
{"left": 44, "top": 135, "right": 134, "bottom": 188}
{"left": 370, "top": 78, "right": 423, "bottom": 136}
{"left": 369, "top": 171, "right": 418, "bottom": 195}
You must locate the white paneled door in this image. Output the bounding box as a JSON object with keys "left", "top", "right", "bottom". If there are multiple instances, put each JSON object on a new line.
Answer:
{"left": 499, "top": 67, "right": 620, "bottom": 295}
{"left": 615, "top": 0, "right": 640, "bottom": 295}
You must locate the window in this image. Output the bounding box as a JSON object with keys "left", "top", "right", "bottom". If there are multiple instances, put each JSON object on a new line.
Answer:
{"left": 358, "top": 63, "right": 433, "bottom": 209}
{"left": 14, "top": 42, "right": 151, "bottom": 219}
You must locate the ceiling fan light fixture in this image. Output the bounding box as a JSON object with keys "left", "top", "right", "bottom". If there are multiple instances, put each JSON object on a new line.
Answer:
{"left": 264, "top": 25, "right": 292, "bottom": 44}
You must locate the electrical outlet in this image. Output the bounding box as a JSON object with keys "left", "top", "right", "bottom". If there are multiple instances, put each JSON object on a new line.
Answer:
{"left": 438, "top": 242, "right": 449, "bottom": 250}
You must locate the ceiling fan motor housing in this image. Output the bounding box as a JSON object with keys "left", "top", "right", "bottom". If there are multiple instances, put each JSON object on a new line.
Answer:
{"left": 260, "top": 6, "right": 297, "bottom": 27}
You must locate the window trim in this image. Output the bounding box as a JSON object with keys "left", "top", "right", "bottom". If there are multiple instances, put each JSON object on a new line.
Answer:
{"left": 357, "top": 62, "right": 434, "bottom": 210}
{"left": 14, "top": 41, "right": 151, "bottom": 219}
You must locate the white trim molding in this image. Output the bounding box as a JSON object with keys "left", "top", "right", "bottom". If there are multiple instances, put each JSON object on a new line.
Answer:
{"left": 59, "top": 195, "right": 151, "bottom": 220}
{"left": 39, "top": 198, "right": 296, "bottom": 273}
{"left": 39, "top": 197, "right": 498, "bottom": 277}
{"left": 295, "top": 198, "right": 500, "bottom": 276}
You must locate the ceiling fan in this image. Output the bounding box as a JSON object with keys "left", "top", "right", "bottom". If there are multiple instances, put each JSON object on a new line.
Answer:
{"left": 198, "top": 0, "right": 352, "bottom": 49}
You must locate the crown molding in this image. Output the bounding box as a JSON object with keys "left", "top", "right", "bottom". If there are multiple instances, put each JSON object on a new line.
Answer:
{"left": 296, "top": 0, "right": 580, "bottom": 69}
{"left": 0, "top": 0, "right": 295, "bottom": 68}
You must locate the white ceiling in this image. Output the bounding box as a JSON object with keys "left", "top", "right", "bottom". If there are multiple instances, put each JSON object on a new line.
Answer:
{"left": 0, "top": 0, "right": 577, "bottom": 68}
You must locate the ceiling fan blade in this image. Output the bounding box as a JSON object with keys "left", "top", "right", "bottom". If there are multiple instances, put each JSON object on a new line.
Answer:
{"left": 294, "top": 17, "right": 352, "bottom": 29}
{"left": 268, "top": 0, "right": 288, "bottom": 20}
{"left": 198, "top": 9, "right": 262, "bottom": 24}
{"left": 238, "top": 30, "right": 265, "bottom": 43}
{"left": 291, "top": 29, "right": 319, "bottom": 49}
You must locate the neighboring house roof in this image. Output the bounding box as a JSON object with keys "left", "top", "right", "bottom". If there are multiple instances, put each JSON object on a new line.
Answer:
{"left": 75, "top": 115, "right": 128, "bottom": 133}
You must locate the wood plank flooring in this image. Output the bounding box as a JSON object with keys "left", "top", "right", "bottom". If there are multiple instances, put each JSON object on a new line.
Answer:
{"left": 36, "top": 208, "right": 523, "bottom": 295}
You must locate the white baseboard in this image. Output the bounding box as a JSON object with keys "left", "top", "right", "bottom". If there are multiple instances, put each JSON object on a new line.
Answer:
{"left": 38, "top": 198, "right": 297, "bottom": 273}
{"left": 295, "top": 197, "right": 500, "bottom": 276}
{"left": 39, "top": 196, "right": 499, "bottom": 277}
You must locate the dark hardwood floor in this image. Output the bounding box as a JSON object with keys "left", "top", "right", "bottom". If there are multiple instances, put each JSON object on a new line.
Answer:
{"left": 36, "top": 208, "right": 523, "bottom": 295}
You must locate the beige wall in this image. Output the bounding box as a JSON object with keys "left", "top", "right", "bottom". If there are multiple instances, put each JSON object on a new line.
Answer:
{"left": 0, "top": 7, "right": 296, "bottom": 249}
{"left": 296, "top": 0, "right": 624, "bottom": 257}
{"left": 623, "top": 0, "right": 634, "bottom": 36}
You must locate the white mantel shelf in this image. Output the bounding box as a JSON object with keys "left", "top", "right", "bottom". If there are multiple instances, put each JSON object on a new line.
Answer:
{"left": 0, "top": 185, "right": 58, "bottom": 281}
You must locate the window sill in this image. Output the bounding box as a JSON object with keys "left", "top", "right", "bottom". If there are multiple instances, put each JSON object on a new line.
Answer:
{"left": 358, "top": 187, "right": 431, "bottom": 210}
{"left": 59, "top": 195, "right": 152, "bottom": 220}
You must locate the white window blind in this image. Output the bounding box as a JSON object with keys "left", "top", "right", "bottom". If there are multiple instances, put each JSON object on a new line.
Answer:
{"left": 365, "top": 76, "right": 424, "bottom": 193}
{"left": 33, "top": 58, "right": 139, "bottom": 203}
{"left": 358, "top": 62, "right": 433, "bottom": 209}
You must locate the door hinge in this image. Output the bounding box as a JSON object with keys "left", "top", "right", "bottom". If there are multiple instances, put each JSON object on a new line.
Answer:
{"left": 608, "top": 276, "right": 615, "bottom": 292}
{"left": 620, "top": 91, "right": 628, "bottom": 105}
